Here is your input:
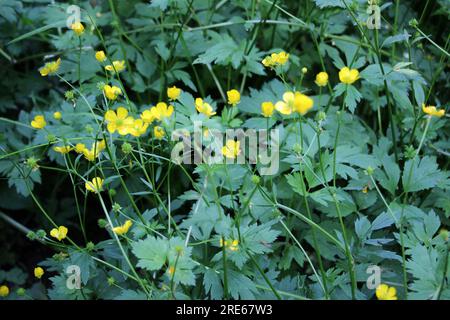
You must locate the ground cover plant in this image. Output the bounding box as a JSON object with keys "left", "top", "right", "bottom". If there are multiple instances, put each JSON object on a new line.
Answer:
{"left": 0, "top": 0, "right": 449, "bottom": 300}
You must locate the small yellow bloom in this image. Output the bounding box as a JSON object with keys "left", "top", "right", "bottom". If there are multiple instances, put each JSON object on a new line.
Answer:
{"left": 375, "top": 284, "right": 397, "bottom": 300}
{"left": 362, "top": 186, "right": 369, "bottom": 194}
{"left": 70, "top": 22, "right": 84, "bottom": 36}
{"left": 150, "top": 102, "right": 174, "bottom": 121}
{"left": 95, "top": 50, "right": 106, "bottom": 62}
{"left": 0, "top": 285, "right": 9, "bottom": 297}
{"left": 422, "top": 104, "right": 445, "bottom": 117}
{"left": 53, "top": 111, "right": 62, "bottom": 120}
{"left": 275, "top": 91, "right": 296, "bottom": 115}
{"left": 105, "top": 60, "right": 126, "bottom": 73}
{"left": 261, "top": 102, "right": 275, "bottom": 118}
{"left": 220, "top": 239, "right": 239, "bottom": 251}
{"left": 31, "top": 115, "right": 46, "bottom": 129}
{"left": 53, "top": 145, "right": 73, "bottom": 154}
{"left": 222, "top": 140, "right": 240, "bottom": 159}
{"left": 82, "top": 140, "right": 106, "bottom": 161}
{"left": 140, "top": 109, "right": 156, "bottom": 124}
{"left": 227, "top": 89, "right": 241, "bottom": 106}
{"left": 34, "top": 267, "right": 44, "bottom": 279}
{"left": 129, "top": 119, "right": 149, "bottom": 137}
{"left": 301, "top": 67, "right": 308, "bottom": 74}
{"left": 104, "top": 107, "right": 134, "bottom": 135}
{"left": 262, "top": 51, "right": 289, "bottom": 68}
{"left": 103, "top": 84, "right": 122, "bottom": 101}
{"left": 168, "top": 266, "right": 175, "bottom": 275}
{"left": 154, "top": 126, "right": 165, "bottom": 140}
{"left": 167, "top": 86, "right": 181, "bottom": 101}
{"left": 294, "top": 92, "right": 314, "bottom": 115}
{"left": 112, "top": 220, "right": 133, "bottom": 235}
{"left": 39, "top": 58, "right": 61, "bottom": 76}
{"left": 50, "top": 226, "right": 68, "bottom": 241}
{"left": 339, "top": 67, "right": 360, "bottom": 84}
{"left": 315, "top": 72, "right": 329, "bottom": 87}
{"left": 195, "top": 98, "right": 216, "bottom": 117}
{"left": 229, "top": 239, "right": 239, "bottom": 251}
{"left": 75, "top": 143, "right": 86, "bottom": 154}
{"left": 85, "top": 177, "right": 104, "bottom": 193}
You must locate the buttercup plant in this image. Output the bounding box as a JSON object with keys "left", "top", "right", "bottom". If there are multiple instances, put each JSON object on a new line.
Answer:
{"left": 0, "top": 1, "right": 448, "bottom": 302}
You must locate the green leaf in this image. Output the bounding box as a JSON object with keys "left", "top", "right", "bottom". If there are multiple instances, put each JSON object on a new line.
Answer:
{"left": 375, "top": 154, "right": 400, "bottom": 195}
{"left": 402, "top": 156, "right": 447, "bottom": 193}
{"left": 132, "top": 236, "right": 168, "bottom": 271}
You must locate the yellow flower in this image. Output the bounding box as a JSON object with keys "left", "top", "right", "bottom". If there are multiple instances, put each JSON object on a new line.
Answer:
{"left": 301, "top": 67, "right": 308, "bottom": 74}
{"left": 31, "top": 115, "right": 46, "bottom": 129}
{"left": 275, "top": 91, "right": 296, "bottom": 115}
{"left": 39, "top": 58, "right": 61, "bottom": 76}
{"left": 227, "top": 89, "right": 241, "bottom": 106}
{"left": 422, "top": 104, "right": 445, "bottom": 117}
{"left": 82, "top": 140, "right": 106, "bottom": 161}
{"left": 339, "top": 67, "right": 360, "bottom": 84}
{"left": 154, "top": 126, "right": 165, "bottom": 140}
{"left": 261, "top": 102, "right": 275, "bottom": 118}
{"left": 140, "top": 109, "right": 156, "bottom": 124}
{"left": 315, "top": 72, "right": 329, "bottom": 87}
{"left": 129, "top": 119, "right": 149, "bottom": 137}
{"left": 262, "top": 51, "right": 289, "bottom": 68}
{"left": 103, "top": 84, "right": 122, "bottom": 100}
{"left": 53, "top": 111, "right": 62, "bottom": 120}
{"left": 150, "top": 102, "right": 174, "bottom": 121}
{"left": 375, "top": 284, "right": 398, "bottom": 300}
{"left": 105, "top": 60, "right": 126, "bottom": 73}
{"left": 0, "top": 285, "right": 9, "bottom": 297}
{"left": 104, "top": 107, "right": 134, "bottom": 135}
{"left": 195, "top": 98, "right": 216, "bottom": 117}
{"left": 112, "top": 220, "right": 133, "bottom": 235}
{"left": 70, "top": 22, "right": 84, "bottom": 36}
{"left": 294, "top": 92, "right": 314, "bottom": 115}
{"left": 221, "top": 140, "right": 240, "bottom": 159}
{"left": 53, "top": 145, "right": 73, "bottom": 154}
{"left": 167, "top": 266, "right": 175, "bottom": 275}
{"left": 220, "top": 239, "right": 239, "bottom": 251}
{"left": 85, "top": 177, "right": 104, "bottom": 193}
{"left": 275, "top": 91, "right": 313, "bottom": 116}
{"left": 34, "top": 267, "right": 44, "bottom": 279}
{"left": 167, "top": 86, "right": 181, "bottom": 101}
{"left": 95, "top": 50, "right": 106, "bottom": 62}
{"left": 50, "top": 226, "right": 68, "bottom": 241}
{"left": 75, "top": 143, "right": 86, "bottom": 154}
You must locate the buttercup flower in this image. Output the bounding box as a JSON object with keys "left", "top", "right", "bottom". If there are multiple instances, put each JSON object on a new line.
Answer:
{"left": 50, "top": 226, "right": 68, "bottom": 241}
{"left": 227, "top": 89, "right": 241, "bottom": 106}
{"left": 53, "top": 145, "right": 73, "bottom": 154}
{"left": 85, "top": 177, "right": 104, "bottom": 193}
{"left": 150, "top": 102, "right": 174, "bottom": 121}
{"left": 262, "top": 51, "right": 289, "bottom": 68}
{"left": 75, "top": 143, "right": 86, "bottom": 154}
{"left": 195, "top": 98, "right": 216, "bottom": 117}
{"left": 422, "top": 104, "right": 445, "bottom": 117}
{"left": 104, "top": 107, "right": 134, "bottom": 135}
{"left": 31, "top": 115, "right": 46, "bottom": 129}
{"left": 315, "top": 72, "right": 329, "bottom": 87}
{"left": 105, "top": 60, "right": 126, "bottom": 73}
{"left": 129, "top": 119, "right": 149, "bottom": 137}
{"left": 222, "top": 140, "right": 240, "bottom": 159}
{"left": 274, "top": 92, "right": 296, "bottom": 115}
{"left": 154, "top": 126, "right": 165, "bottom": 140}
{"left": 167, "top": 86, "right": 181, "bottom": 101}
{"left": 82, "top": 140, "right": 106, "bottom": 161}
{"left": 339, "top": 67, "right": 360, "bottom": 84}
{"left": 294, "top": 92, "right": 314, "bottom": 115}
{"left": 113, "top": 220, "right": 133, "bottom": 235}
{"left": 220, "top": 239, "right": 239, "bottom": 251}
{"left": 95, "top": 50, "right": 106, "bottom": 62}
{"left": 375, "top": 284, "right": 397, "bottom": 300}
{"left": 103, "top": 84, "right": 122, "bottom": 100}
{"left": 53, "top": 111, "right": 62, "bottom": 120}
{"left": 140, "top": 109, "right": 156, "bottom": 124}
{"left": 34, "top": 267, "right": 44, "bottom": 279}
{"left": 302, "top": 67, "right": 308, "bottom": 74}
{"left": 0, "top": 285, "right": 9, "bottom": 297}
{"left": 261, "top": 102, "right": 275, "bottom": 117}
{"left": 39, "top": 58, "right": 61, "bottom": 76}
{"left": 70, "top": 22, "right": 84, "bottom": 36}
